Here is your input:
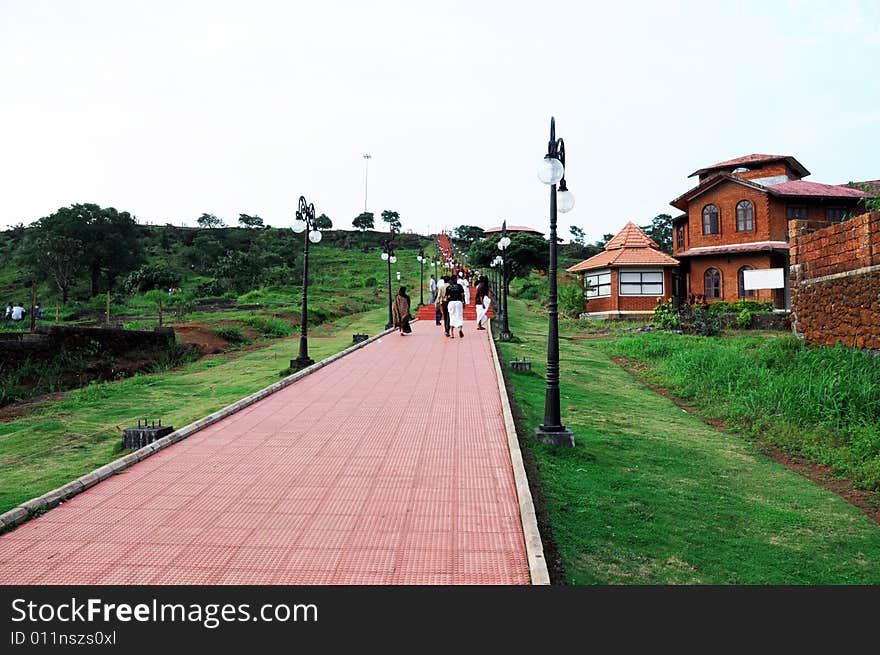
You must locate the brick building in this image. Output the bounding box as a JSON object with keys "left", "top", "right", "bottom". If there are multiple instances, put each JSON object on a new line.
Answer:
{"left": 566, "top": 222, "right": 679, "bottom": 318}
{"left": 669, "top": 154, "right": 874, "bottom": 307}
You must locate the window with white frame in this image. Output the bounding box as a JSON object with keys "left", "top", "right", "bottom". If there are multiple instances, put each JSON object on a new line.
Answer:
{"left": 619, "top": 269, "right": 664, "bottom": 296}
{"left": 585, "top": 270, "right": 611, "bottom": 298}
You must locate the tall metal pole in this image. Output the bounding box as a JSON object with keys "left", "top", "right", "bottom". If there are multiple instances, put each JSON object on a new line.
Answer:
{"left": 499, "top": 222, "right": 512, "bottom": 341}
{"left": 535, "top": 117, "right": 574, "bottom": 447}
{"left": 418, "top": 248, "right": 425, "bottom": 307}
{"left": 383, "top": 239, "right": 395, "bottom": 329}
{"left": 292, "top": 196, "right": 316, "bottom": 370}
{"left": 363, "top": 154, "right": 371, "bottom": 213}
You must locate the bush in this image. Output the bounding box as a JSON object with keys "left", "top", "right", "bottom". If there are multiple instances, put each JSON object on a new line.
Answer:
{"left": 558, "top": 282, "right": 586, "bottom": 318}
{"left": 737, "top": 308, "right": 753, "bottom": 328}
{"left": 122, "top": 263, "right": 182, "bottom": 294}
{"left": 681, "top": 306, "right": 721, "bottom": 336}
{"left": 213, "top": 326, "right": 250, "bottom": 345}
{"left": 242, "top": 315, "right": 296, "bottom": 339}
{"left": 707, "top": 301, "right": 731, "bottom": 314}
{"left": 363, "top": 276, "right": 377, "bottom": 288}
{"left": 652, "top": 298, "right": 681, "bottom": 330}
{"left": 194, "top": 279, "right": 226, "bottom": 298}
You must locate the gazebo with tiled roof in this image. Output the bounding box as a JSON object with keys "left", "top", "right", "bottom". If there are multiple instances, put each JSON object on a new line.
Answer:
{"left": 566, "top": 222, "right": 679, "bottom": 319}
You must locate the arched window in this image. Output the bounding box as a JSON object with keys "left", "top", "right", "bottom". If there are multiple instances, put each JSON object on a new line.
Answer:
{"left": 702, "top": 205, "right": 719, "bottom": 235}
{"left": 704, "top": 268, "right": 721, "bottom": 299}
{"left": 736, "top": 200, "right": 754, "bottom": 231}
{"left": 738, "top": 266, "right": 756, "bottom": 299}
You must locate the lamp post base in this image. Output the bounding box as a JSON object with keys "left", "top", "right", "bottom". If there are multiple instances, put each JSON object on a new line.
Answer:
{"left": 499, "top": 330, "right": 514, "bottom": 342}
{"left": 534, "top": 425, "right": 575, "bottom": 447}
{"left": 385, "top": 321, "right": 395, "bottom": 329}
{"left": 289, "top": 356, "right": 314, "bottom": 371}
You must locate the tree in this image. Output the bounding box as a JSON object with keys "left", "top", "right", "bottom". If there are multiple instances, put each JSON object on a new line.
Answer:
{"left": 197, "top": 213, "right": 226, "bottom": 229}
{"left": 238, "top": 214, "right": 264, "bottom": 228}
{"left": 381, "top": 210, "right": 401, "bottom": 233}
{"left": 18, "top": 232, "right": 83, "bottom": 303}
{"left": 569, "top": 226, "right": 586, "bottom": 245}
{"left": 352, "top": 212, "right": 374, "bottom": 231}
{"left": 467, "top": 232, "right": 549, "bottom": 281}
{"left": 19, "top": 203, "right": 144, "bottom": 298}
{"left": 454, "top": 225, "right": 485, "bottom": 242}
{"left": 315, "top": 214, "right": 333, "bottom": 230}
{"left": 639, "top": 214, "right": 673, "bottom": 254}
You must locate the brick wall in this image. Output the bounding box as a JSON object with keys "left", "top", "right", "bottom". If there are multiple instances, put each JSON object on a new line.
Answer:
{"left": 682, "top": 181, "right": 773, "bottom": 251}
{"left": 789, "top": 211, "right": 880, "bottom": 348}
{"left": 688, "top": 253, "right": 779, "bottom": 305}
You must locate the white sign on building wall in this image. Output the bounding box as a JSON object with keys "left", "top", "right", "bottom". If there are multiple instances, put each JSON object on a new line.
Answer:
{"left": 742, "top": 267, "right": 785, "bottom": 290}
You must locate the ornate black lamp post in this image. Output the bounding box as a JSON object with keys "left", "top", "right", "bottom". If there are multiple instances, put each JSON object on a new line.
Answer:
{"left": 381, "top": 238, "right": 397, "bottom": 329}
{"left": 290, "top": 195, "right": 323, "bottom": 371}
{"left": 417, "top": 248, "right": 426, "bottom": 306}
{"left": 534, "top": 116, "right": 576, "bottom": 447}
{"left": 497, "top": 221, "right": 513, "bottom": 341}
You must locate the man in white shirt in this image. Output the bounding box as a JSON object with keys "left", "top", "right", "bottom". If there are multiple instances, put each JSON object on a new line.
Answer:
{"left": 434, "top": 275, "right": 447, "bottom": 326}
{"left": 10, "top": 303, "right": 26, "bottom": 321}
{"left": 459, "top": 271, "right": 470, "bottom": 306}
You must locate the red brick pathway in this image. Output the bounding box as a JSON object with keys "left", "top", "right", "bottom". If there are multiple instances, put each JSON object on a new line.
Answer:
{"left": 0, "top": 320, "right": 530, "bottom": 585}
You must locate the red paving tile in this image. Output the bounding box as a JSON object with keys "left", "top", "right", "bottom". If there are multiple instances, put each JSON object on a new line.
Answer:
{"left": 0, "top": 320, "right": 531, "bottom": 585}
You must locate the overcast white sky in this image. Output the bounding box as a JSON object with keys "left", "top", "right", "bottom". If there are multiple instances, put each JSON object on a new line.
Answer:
{"left": 1, "top": 0, "right": 878, "bottom": 241}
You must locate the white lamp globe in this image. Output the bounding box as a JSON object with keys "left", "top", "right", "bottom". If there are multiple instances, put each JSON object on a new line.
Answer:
{"left": 390, "top": 255, "right": 397, "bottom": 264}
{"left": 309, "top": 230, "right": 322, "bottom": 243}
{"left": 381, "top": 252, "right": 389, "bottom": 261}
{"left": 557, "top": 189, "right": 575, "bottom": 213}
{"left": 292, "top": 220, "right": 307, "bottom": 233}
{"left": 538, "top": 156, "right": 565, "bottom": 185}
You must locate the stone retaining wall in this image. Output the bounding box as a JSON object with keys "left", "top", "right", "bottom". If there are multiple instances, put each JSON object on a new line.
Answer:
{"left": 789, "top": 211, "right": 880, "bottom": 348}
{"left": 0, "top": 325, "right": 175, "bottom": 366}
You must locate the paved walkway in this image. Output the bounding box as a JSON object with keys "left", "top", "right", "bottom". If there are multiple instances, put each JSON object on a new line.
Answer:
{"left": 0, "top": 320, "right": 530, "bottom": 584}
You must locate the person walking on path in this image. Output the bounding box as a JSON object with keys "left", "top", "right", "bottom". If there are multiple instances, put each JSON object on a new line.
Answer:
{"left": 392, "top": 286, "right": 412, "bottom": 335}
{"left": 10, "top": 303, "right": 26, "bottom": 321}
{"left": 475, "top": 275, "right": 491, "bottom": 330}
{"left": 445, "top": 275, "right": 465, "bottom": 339}
{"left": 429, "top": 274, "right": 437, "bottom": 305}
{"left": 435, "top": 276, "right": 450, "bottom": 335}
{"left": 459, "top": 271, "right": 471, "bottom": 306}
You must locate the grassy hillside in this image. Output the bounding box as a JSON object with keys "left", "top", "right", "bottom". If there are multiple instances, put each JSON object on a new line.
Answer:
{"left": 498, "top": 298, "right": 880, "bottom": 584}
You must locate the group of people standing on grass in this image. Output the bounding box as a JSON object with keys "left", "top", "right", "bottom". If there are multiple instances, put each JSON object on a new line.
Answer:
{"left": 390, "top": 270, "right": 492, "bottom": 338}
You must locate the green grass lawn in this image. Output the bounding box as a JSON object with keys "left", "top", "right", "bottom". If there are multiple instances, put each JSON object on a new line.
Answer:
{"left": 498, "top": 298, "right": 880, "bottom": 584}
{"left": 0, "top": 308, "right": 388, "bottom": 514}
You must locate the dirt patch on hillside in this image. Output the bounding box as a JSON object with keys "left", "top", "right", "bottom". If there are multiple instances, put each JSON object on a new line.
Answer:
{"left": 173, "top": 324, "right": 230, "bottom": 354}
{"left": 610, "top": 356, "right": 880, "bottom": 525}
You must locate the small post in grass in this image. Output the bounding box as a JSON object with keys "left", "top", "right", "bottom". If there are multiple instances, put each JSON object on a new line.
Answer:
{"left": 105, "top": 290, "right": 111, "bottom": 326}
{"left": 158, "top": 297, "right": 163, "bottom": 327}
{"left": 30, "top": 281, "right": 36, "bottom": 333}
{"left": 55, "top": 304, "right": 59, "bottom": 324}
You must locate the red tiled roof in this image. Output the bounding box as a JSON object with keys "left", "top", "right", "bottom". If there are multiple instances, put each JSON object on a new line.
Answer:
{"left": 604, "top": 221, "right": 659, "bottom": 249}
{"left": 675, "top": 241, "right": 789, "bottom": 258}
{"left": 566, "top": 221, "right": 678, "bottom": 272}
{"left": 765, "top": 180, "right": 869, "bottom": 198}
{"left": 484, "top": 225, "right": 544, "bottom": 234}
{"left": 670, "top": 172, "right": 868, "bottom": 211}
{"left": 689, "top": 154, "right": 810, "bottom": 179}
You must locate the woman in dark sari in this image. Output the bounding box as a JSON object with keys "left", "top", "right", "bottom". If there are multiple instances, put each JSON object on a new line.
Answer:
{"left": 392, "top": 286, "right": 412, "bottom": 335}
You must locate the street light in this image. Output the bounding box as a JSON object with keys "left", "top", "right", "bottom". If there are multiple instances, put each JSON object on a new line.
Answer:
{"left": 416, "top": 248, "right": 426, "bottom": 306}
{"left": 381, "top": 238, "right": 397, "bottom": 329}
{"left": 534, "top": 116, "right": 575, "bottom": 448}
{"left": 290, "top": 195, "right": 323, "bottom": 371}
{"left": 497, "top": 221, "right": 513, "bottom": 341}
{"left": 491, "top": 255, "right": 502, "bottom": 317}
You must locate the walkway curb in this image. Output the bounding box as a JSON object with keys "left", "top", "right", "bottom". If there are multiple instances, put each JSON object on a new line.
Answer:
{"left": 0, "top": 325, "right": 397, "bottom": 534}
{"left": 488, "top": 321, "right": 551, "bottom": 585}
